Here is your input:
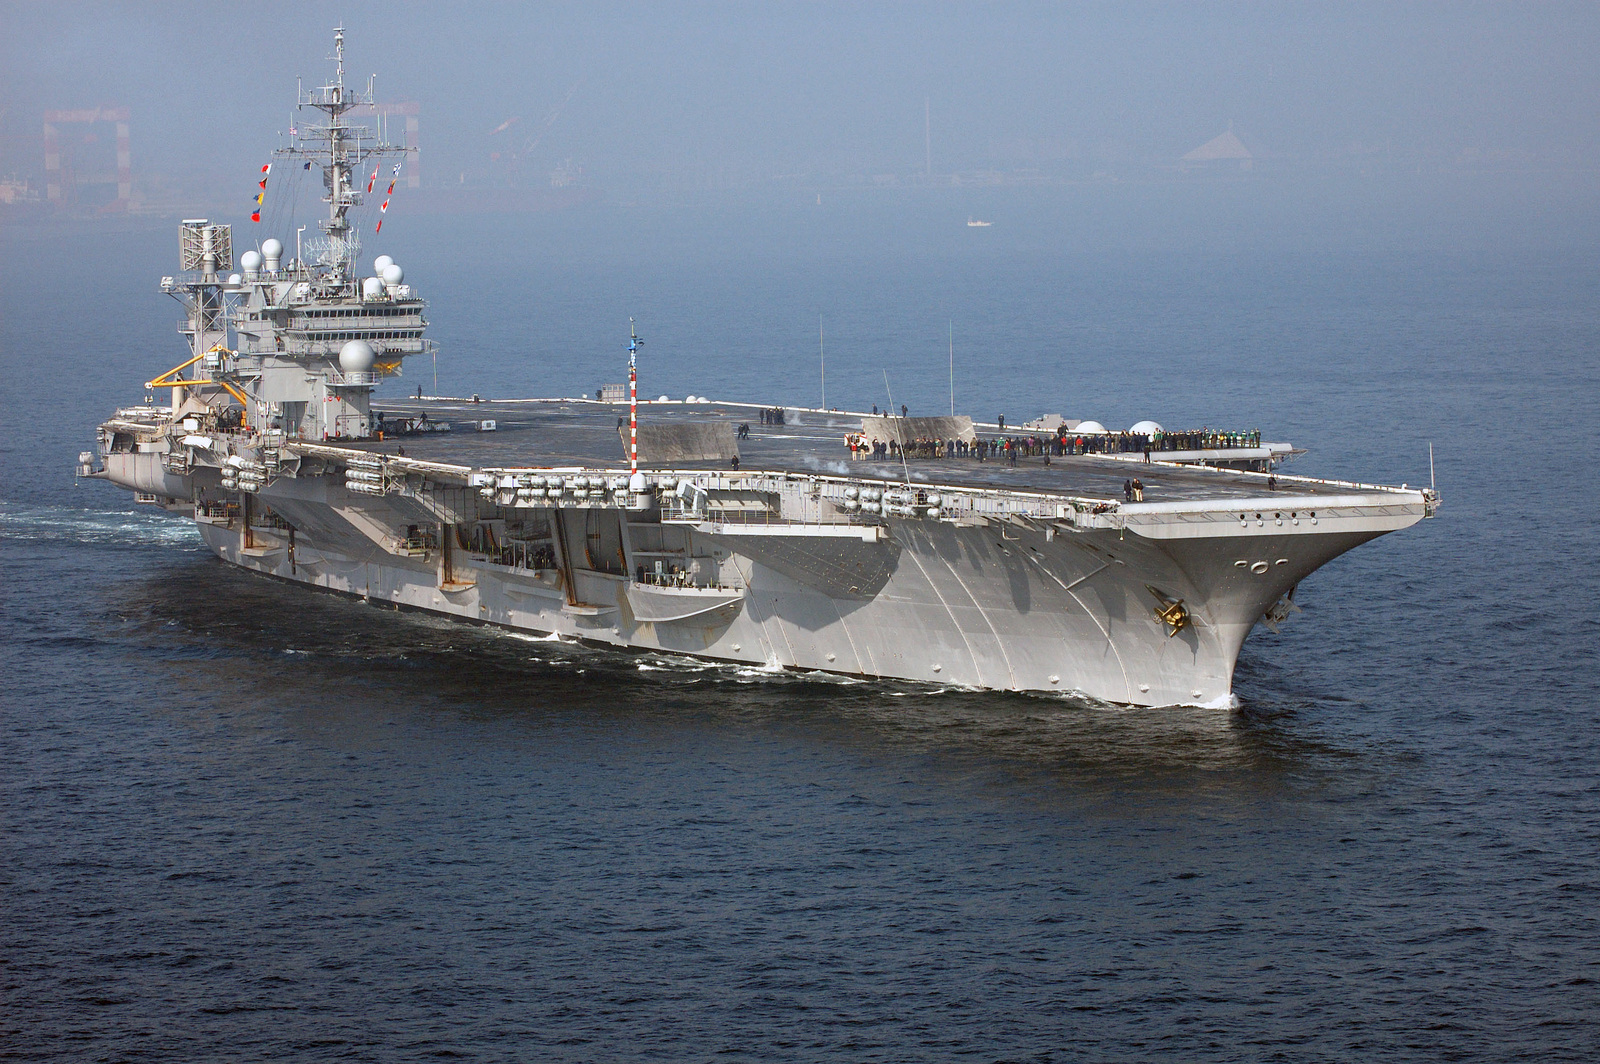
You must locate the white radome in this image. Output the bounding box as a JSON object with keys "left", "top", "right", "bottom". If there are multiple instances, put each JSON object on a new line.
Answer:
{"left": 381, "top": 263, "right": 404, "bottom": 285}
{"left": 373, "top": 255, "right": 394, "bottom": 273}
{"left": 239, "top": 250, "right": 262, "bottom": 272}
{"left": 1075, "top": 420, "right": 1108, "bottom": 434}
{"left": 362, "top": 277, "right": 385, "bottom": 300}
{"left": 339, "top": 339, "right": 376, "bottom": 373}
{"left": 260, "top": 238, "right": 284, "bottom": 260}
{"left": 1130, "top": 420, "right": 1163, "bottom": 435}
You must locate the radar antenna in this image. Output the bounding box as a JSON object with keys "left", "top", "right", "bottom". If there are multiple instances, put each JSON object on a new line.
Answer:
{"left": 273, "top": 26, "right": 405, "bottom": 280}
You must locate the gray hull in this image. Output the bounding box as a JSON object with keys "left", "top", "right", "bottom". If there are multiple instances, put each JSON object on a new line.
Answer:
{"left": 85, "top": 37, "right": 1436, "bottom": 710}
{"left": 109, "top": 451, "right": 1416, "bottom": 707}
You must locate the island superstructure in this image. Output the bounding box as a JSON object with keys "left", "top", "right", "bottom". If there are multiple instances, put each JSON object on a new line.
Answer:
{"left": 81, "top": 30, "right": 1439, "bottom": 707}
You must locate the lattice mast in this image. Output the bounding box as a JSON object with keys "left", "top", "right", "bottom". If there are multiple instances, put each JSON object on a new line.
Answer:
{"left": 278, "top": 26, "right": 403, "bottom": 278}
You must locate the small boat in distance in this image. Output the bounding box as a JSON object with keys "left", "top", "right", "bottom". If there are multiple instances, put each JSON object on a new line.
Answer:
{"left": 967, "top": 217, "right": 992, "bottom": 227}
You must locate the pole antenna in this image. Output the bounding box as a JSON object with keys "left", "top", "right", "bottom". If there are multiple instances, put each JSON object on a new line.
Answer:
{"left": 924, "top": 97, "right": 931, "bottom": 179}
{"left": 1429, "top": 441, "right": 1435, "bottom": 490}
{"left": 949, "top": 319, "right": 954, "bottom": 416}
{"left": 883, "top": 369, "right": 912, "bottom": 488}
{"left": 628, "top": 318, "right": 644, "bottom": 477}
{"left": 819, "top": 316, "right": 826, "bottom": 411}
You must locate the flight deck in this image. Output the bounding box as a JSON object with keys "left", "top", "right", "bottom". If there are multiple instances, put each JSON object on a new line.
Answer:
{"left": 362, "top": 396, "right": 1382, "bottom": 505}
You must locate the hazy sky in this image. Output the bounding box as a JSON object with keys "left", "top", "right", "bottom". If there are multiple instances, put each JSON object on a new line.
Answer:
{"left": 4, "top": 1, "right": 1598, "bottom": 190}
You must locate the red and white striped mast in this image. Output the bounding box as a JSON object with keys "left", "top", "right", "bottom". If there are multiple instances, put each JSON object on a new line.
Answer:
{"left": 627, "top": 318, "right": 644, "bottom": 482}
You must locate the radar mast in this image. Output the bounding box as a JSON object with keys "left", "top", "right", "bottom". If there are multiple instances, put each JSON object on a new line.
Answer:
{"left": 277, "top": 26, "right": 403, "bottom": 280}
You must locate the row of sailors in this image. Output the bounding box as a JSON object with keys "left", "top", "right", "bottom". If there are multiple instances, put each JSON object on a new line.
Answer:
{"left": 846, "top": 428, "right": 1262, "bottom": 461}
{"left": 1134, "top": 429, "right": 1263, "bottom": 452}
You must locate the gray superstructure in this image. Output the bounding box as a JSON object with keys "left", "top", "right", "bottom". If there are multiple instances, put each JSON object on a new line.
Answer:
{"left": 81, "top": 30, "right": 1439, "bottom": 707}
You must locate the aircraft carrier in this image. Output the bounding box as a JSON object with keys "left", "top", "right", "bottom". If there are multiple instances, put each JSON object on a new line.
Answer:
{"left": 81, "top": 30, "right": 1440, "bottom": 707}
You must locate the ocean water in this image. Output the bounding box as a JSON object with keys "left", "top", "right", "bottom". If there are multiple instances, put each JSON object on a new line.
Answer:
{"left": 3, "top": 193, "right": 1599, "bottom": 1061}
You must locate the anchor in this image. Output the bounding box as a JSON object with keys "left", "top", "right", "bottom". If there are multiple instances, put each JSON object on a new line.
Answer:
{"left": 1260, "top": 585, "right": 1302, "bottom": 634}
{"left": 1146, "top": 585, "right": 1190, "bottom": 637}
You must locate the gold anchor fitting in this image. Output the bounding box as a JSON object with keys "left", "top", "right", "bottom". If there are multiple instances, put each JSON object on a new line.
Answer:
{"left": 1146, "top": 585, "right": 1190, "bottom": 637}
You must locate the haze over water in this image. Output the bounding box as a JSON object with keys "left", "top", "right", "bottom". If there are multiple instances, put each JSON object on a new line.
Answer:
{"left": 5, "top": 4, "right": 1600, "bottom": 1060}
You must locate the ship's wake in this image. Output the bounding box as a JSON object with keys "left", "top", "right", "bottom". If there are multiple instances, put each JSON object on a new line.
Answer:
{"left": 0, "top": 502, "right": 203, "bottom": 549}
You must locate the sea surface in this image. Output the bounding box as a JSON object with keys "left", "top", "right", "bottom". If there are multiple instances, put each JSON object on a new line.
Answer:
{"left": 4, "top": 189, "right": 1599, "bottom": 1061}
